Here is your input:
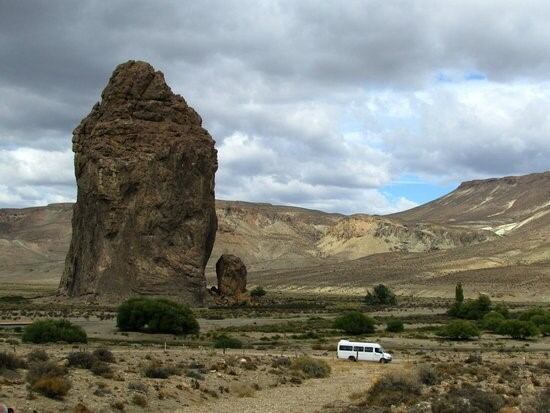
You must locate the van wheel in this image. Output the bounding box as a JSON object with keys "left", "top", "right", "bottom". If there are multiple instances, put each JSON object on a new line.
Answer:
{"left": 379, "top": 358, "right": 386, "bottom": 364}
{"left": 348, "top": 356, "right": 356, "bottom": 362}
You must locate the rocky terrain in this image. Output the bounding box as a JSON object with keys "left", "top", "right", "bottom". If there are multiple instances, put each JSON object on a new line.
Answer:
{"left": 59, "top": 61, "right": 218, "bottom": 304}
{"left": 0, "top": 172, "right": 548, "bottom": 300}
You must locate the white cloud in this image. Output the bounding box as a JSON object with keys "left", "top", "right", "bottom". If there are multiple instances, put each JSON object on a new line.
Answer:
{"left": 1, "top": 1, "right": 550, "bottom": 213}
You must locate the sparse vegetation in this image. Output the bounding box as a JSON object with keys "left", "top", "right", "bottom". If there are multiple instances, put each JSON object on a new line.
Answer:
{"left": 291, "top": 356, "right": 331, "bottom": 378}
{"left": 22, "top": 319, "right": 87, "bottom": 344}
{"left": 334, "top": 311, "right": 375, "bottom": 335}
{"left": 116, "top": 297, "right": 199, "bottom": 335}
{"left": 364, "top": 284, "right": 397, "bottom": 306}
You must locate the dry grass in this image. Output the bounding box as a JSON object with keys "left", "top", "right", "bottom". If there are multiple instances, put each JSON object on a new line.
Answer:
{"left": 230, "top": 382, "right": 256, "bottom": 398}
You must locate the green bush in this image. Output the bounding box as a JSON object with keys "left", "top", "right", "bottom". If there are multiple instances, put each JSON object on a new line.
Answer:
{"left": 448, "top": 294, "right": 492, "bottom": 320}
{"left": 250, "top": 286, "right": 266, "bottom": 298}
{"left": 482, "top": 311, "right": 505, "bottom": 332}
{"left": 334, "top": 311, "right": 375, "bottom": 335}
{"left": 214, "top": 334, "right": 243, "bottom": 349}
{"left": 22, "top": 319, "right": 87, "bottom": 344}
{"left": 116, "top": 297, "right": 199, "bottom": 335}
{"left": 497, "top": 320, "right": 539, "bottom": 339}
{"left": 437, "top": 320, "right": 480, "bottom": 340}
{"left": 0, "top": 352, "right": 26, "bottom": 370}
{"left": 386, "top": 318, "right": 404, "bottom": 333}
{"left": 364, "top": 284, "right": 397, "bottom": 306}
{"left": 291, "top": 356, "right": 331, "bottom": 378}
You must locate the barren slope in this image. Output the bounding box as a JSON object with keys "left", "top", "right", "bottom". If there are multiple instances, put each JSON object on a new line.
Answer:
{"left": 0, "top": 201, "right": 491, "bottom": 289}
{"left": 392, "top": 171, "right": 550, "bottom": 234}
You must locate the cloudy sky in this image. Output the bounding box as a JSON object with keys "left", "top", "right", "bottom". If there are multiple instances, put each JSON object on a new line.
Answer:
{"left": 1, "top": 1, "right": 549, "bottom": 214}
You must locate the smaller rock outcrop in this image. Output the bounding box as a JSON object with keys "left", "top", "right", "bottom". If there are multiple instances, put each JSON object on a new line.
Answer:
{"left": 216, "top": 254, "right": 247, "bottom": 297}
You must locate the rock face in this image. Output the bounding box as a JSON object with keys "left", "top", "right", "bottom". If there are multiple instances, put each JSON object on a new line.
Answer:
{"left": 216, "top": 254, "right": 247, "bottom": 296}
{"left": 59, "top": 60, "right": 218, "bottom": 304}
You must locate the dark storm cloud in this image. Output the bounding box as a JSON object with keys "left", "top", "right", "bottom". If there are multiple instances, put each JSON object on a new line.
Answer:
{"left": 1, "top": 0, "right": 550, "bottom": 210}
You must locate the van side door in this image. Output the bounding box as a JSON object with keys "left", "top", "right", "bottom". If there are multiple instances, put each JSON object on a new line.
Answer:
{"left": 353, "top": 345, "right": 365, "bottom": 361}
{"left": 364, "top": 346, "right": 375, "bottom": 361}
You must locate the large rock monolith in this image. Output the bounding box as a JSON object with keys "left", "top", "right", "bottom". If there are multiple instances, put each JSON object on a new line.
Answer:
{"left": 216, "top": 254, "right": 247, "bottom": 297}
{"left": 59, "top": 60, "right": 217, "bottom": 304}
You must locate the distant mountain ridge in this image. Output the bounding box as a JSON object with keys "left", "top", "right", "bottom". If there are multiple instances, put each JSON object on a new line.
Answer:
{"left": 0, "top": 171, "right": 548, "bottom": 300}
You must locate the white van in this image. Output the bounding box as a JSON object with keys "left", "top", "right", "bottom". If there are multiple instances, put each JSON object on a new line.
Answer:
{"left": 337, "top": 339, "right": 392, "bottom": 363}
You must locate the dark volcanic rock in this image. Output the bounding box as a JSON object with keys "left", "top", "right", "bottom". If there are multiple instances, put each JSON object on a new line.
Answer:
{"left": 59, "top": 60, "right": 218, "bottom": 304}
{"left": 216, "top": 254, "right": 247, "bottom": 296}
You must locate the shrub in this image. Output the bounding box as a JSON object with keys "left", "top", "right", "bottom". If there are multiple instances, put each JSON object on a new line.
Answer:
{"left": 132, "top": 394, "right": 148, "bottom": 407}
{"left": 128, "top": 381, "right": 148, "bottom": 394}
{"left": 271, "top": 356, "right": 291, "bottom": 368}
{"left": 483, "top": 311, "right": 505, "bottom": 332}
{"left": 185, "top": 369, "right": 204, "bottom": 380}
{"left": 93, "top": 347, "right": 115, "bottom": 363}
{"left": 437, "top": 320, "right": 480, "bottom": 340}
{"left": 361, "top": 371, "right": 421, "bottom": 407}
{"left": 91, "top": 361, "right": 113, "bottom": 378}
{"left": 22, "top": 319, "right": 87, "bottom": 344}
{"left": 27, "top": 349, "right": 49, "bottom": 363}
{"left": 417, "top": 364, "right": 440, "bottom": 385}
{"left": 26, "top": 361, "right": 70, "bottom": 400}
{"left": 291, "top": 356, "right": 331, "bottom": 378}
{"left": 364, "top": 284, "right": 397, "bottom": 306}
{"left": 448, "top": 294, "right": 492, "bottom": 320}
{"left": 214, "top": 334, "right": 243, "bottom": 349}
{"left": 455, "top": 282, "right": 464, "bottom": 304}
{"left": 230, "top": 382, "right": 256, "bottom": 397}
{"left": 31, "top": 376, "right": 71, "bottom": 400}
{"left": 250, "top": 286, "right": 266, "bottom": 298}
{"left": 67, "top": 351, "right": 95, "bottom": 369}
{"left": 116, "top": 297, "right": 199, "bottom": 335}
{"left": 432, "top": 385, "right": 504, "bottom": 412}
{"left": 498, "top": 320, "right": 539, "bottom": 339}
{"left": 334, "top": 311, "right": 375, "bottom": 335}
{"left": 143, "top": 363, "right": 180, "bottom": 379}
{"left": 386, "top": 318, "right": 404, "bottom": 333}
{"left": 0, "top": 351, "right": 26, "bottom": 370}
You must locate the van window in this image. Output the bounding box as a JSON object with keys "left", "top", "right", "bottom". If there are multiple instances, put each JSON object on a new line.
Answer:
{"left": 353, "top": 346, "right": 364, "bottom": 352}
{"left": 365, "top": 347, "right": 373, "bottom": 352}
{"left": 339, "top": 345, "right": 353, "bottom": 351}
{"left": 375, "top": 348, "right": 382, "bottom": 353}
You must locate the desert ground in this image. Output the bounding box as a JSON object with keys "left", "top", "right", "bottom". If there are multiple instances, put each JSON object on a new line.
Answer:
{"left": 0, "top": 290, "right": 548, "bottom": 412}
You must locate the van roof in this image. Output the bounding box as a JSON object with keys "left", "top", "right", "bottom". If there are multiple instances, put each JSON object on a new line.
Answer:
{"left": 338, "top": 339, "right": 380, "bottom": 346}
